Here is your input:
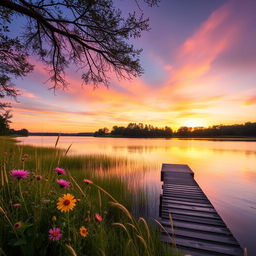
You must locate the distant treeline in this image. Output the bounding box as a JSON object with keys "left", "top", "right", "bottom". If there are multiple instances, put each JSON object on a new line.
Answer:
{"left": 94, "top": 122, "right": 256, "bottom": 138}
{"left": 94, "top": 123, "right": 173, "bottom": 137}
{"left": 175, "top": 122, "right": 256, "bottom": 137}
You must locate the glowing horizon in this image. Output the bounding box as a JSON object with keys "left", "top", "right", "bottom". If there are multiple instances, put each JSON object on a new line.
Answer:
{"left": 7, "top": 0, "right": 256, "bottom": 133}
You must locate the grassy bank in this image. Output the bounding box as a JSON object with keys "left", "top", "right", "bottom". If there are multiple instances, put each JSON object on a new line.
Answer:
{"left": 0, "top": 137, "right": 179, "bottom": 256}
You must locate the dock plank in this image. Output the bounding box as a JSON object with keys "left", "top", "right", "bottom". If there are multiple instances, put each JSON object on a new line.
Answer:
{"left": 159, "top": 164, "right": 243, "bottom": 256}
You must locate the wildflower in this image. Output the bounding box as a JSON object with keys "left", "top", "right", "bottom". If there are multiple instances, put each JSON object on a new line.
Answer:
{"left": 95, "top": 213, "right": 103, "bottom": 222}
{"left": 57, "top": 194, "right": 77, "bottom": 212}
{"left": 10, "top": 170, "right": 29, "bottom": 180}
{"left": 48, "top": 227, "right": 62, "bottom": 241}
{"left": 56, "top": 179, "right": 70, "bottom": 188}
{"left": 20, "top": 158, "right": 25, "bottom": 162}
{"left": 23, "top": 154, "right": 29, "bottom": 158}
{"left": 52, "top": 216, "right": 57, "bottom": 222}
{"left": 3, "top": 152, "right": 7, "bottom": 156}
{"left": 13, "top": 203, "right": 22, "bottom": 207}
{"left": 14, "top": 222, "right": 22, "bottom": 229}
{"left": 83, "top": 179, "right": 93, "bottom": 184}
{"left": 79, "top": 226, "right": 88, "bottom": 237}
{"left": 35, "top": 175, "right": 43, "bottom": 180}
{"left": 54, "top": 168, "right": 65, "bottom": 175}
{"left": 85, "top": 217, "right": 90, "bottom": 223}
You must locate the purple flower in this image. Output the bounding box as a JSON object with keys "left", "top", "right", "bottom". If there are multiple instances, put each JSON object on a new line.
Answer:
{"left": 11, "top": 170, "right": 29, "bottom": 180}
{"left": 56, "top": 179, "right": 70, "bottom": 188}
{"left": 48, "top": 227, "right": 62, "bottom": 241}
{"left": 54, "top": 168, "right": 65, "bottom": 175}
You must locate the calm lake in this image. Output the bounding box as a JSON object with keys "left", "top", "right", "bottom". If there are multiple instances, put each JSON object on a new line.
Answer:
{"left": 17, "top": 136, "right": 256, "bottom": 254}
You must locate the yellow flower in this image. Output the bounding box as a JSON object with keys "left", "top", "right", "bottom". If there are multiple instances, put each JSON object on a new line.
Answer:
{"left": 79, "top": 226, "right": 88, "bottom": 237}
{"left": 57, "top": 193, "right": 77, "bottom": 212}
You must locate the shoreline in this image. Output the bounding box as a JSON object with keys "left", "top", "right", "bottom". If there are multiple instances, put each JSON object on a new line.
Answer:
{"left": 19, "top": 134, "right": 256, "bottom": 142}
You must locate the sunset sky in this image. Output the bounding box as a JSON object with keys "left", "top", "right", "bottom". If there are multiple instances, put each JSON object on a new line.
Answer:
{"left": 9, "top": 0, "right": 256, "bottom": 132}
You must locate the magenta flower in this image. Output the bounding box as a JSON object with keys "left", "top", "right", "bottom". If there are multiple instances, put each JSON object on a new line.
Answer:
{"left": 54, "top": 168, "right": 65, "bottom": 175}
{"left": 48, "top": 227, "right": 62, "bottom": 241}
{"left": 11, "top": 170, "right": 29, "bottom": 180}
{"left": 56, "top": 179, "right": 70, "bottom": 188}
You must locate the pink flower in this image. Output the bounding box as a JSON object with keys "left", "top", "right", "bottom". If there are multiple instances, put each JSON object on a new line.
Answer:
{"left": 83, "top": 179, "right": 93, "bottom": 184}
{"left": 13, "top": 203, "right": 22, "bottom": 207}
{"left": 95, "top": 213, "right": 103, "bottom": 222}
{"left": 11, "top": 170, "right": 29, "bottom": 180}
{"left": 48, "top": 227, "right": 62, "bottom": 241}
{"left": 35, "top": 175, "right": 43, "bottom": 180}
{"left": 56, "top": 179, "right": 70, "bottom": 188}
{"left": 54, "top": 168, "right": 65, "bottom": 175}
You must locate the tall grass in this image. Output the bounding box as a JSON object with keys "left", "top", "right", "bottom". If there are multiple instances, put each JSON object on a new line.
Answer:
{"left": 0, "top": 137, "right": 178, "bottom": 256}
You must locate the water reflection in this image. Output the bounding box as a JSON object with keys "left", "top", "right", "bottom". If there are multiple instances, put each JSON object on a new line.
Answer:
{"left": 17, "top": 136, "right": 256, "bottom": 254}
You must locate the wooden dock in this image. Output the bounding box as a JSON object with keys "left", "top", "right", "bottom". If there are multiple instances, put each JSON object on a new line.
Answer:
{"left": 159, "top": 164, "right": 243, "bottom": 256}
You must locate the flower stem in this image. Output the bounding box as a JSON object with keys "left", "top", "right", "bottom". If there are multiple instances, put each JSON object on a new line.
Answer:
{"left": 67, "top": 211, "right": 70, "bottom": 241}
{"left": 18, "top": 181, "right": 29, "bottom": 217}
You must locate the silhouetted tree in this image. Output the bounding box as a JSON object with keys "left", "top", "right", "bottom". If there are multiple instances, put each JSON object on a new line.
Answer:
{"left": 176, "top": 126, "right": 192, "bottom": 137}
{"left": 103, "top": 123, "right": 173, "bottom": 137}
{"left": 0, "top": 0, "right": 159, "bottom": 108}
{"left": 94, "top": 127, "right": 109, "bottom": 136}
{"left": 9, "top": 128, "right": 29, "bottom": 136}
{"left": 0, "top": 110, "right": 12, "bottom": 135}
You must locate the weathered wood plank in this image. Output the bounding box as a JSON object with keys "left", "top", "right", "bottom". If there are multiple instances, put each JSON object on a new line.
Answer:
{"left": 162, "top": 193, "right": 209, "bottom": 202}
{"left": 161, "top": 208, "right": 220, "bottom": 219}
{"left": 161, "top": 198, "right": 214, "bottom": 208}
{"left": 161, "top": 234, "right": 243, "bottom": 256}
{"left": 161, "top": 202, "right": 216, "bottom": 213}
{"left": 163, "top": 186, "right": 203, "bottom": 191}
{"left": 160, "top": 219, "right": 231, "bottom": 235}
{"left": 162, "top": 227, "right": 238, "bottom": 245}
{"left": 161, "top": 163, "right": 194, "bottom": 175}
{"left": 163, "top": 191, "right": 205, "bottom": 197}
{"left": 161, "top": 213, "right": 226, "bottom": 226}
{"left": 163, "top": 193, "right": 206, "bottom": 199}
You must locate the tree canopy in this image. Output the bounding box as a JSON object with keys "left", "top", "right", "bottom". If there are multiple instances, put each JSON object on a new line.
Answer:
{"left": 94, "top": 123, "right": 173, "bottom": 137}
{"left": 0, "top": 0, "right": 159, "bottom": 109}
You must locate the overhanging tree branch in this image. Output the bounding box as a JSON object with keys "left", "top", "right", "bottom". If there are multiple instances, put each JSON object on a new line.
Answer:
{"left": 0, "top": 0, "right": 159, "bottom": 108}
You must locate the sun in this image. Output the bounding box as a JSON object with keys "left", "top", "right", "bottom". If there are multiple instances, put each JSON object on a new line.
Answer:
{"left": 183, "top": 119, "right": 205, "bottom": 128}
